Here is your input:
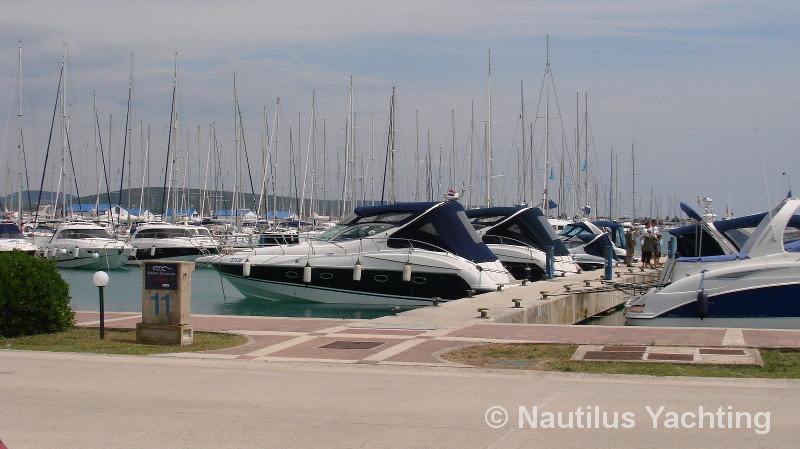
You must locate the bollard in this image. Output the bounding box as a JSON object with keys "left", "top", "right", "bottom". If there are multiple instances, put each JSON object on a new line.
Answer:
{"left": 564, "top": 285, "right": 571, "bottom": 292}
{"left": 389, "top": 306, "right": 400, "bottom": 316}
{"left": 603, "top": 246, "right": 614, "bottom": 280}
{"left": 478, "top": 308, "right": 489, "bottom": 318}
{"left": 432, "top": 297, "right": 440, "bottom": 307}
{"left": 523, "top": 266, "right": 532, "bottom": 282}
{"left": 466, "top": 290, "right": 476, "bottom": 298}
{"left": 545, "top": 246, "right": 554, "bottom": 279}
{"left": 512, "top": 298, "right": 522, "bottom": 308}
{"left": 496, "top": 284, "right": 503, "bottom": 292}
{"left": 583, "top": 280, "right": 592, "bottom": 287}
{"left": 521, "top": 279, "right": 528, "bottom": 286}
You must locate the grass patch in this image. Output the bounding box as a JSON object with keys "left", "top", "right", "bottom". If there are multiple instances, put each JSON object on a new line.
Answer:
{"left": 442, "top": 344, "right": 800, "bottom": 379}
{"left": 0, "top": 327, "right": 248, "bottom": 355}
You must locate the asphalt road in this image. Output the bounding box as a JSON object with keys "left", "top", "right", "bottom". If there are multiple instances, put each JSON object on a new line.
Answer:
{"left": 1, "top": 351, "right": 797, "bottom": 448}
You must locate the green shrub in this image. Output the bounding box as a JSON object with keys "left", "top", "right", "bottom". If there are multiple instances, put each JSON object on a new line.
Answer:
{"left": 0, "top": 250, "right": 74, "bottom": 338}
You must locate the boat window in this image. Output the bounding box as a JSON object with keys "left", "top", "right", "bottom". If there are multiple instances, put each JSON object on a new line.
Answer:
{"left": 784, "top": 227, "right": 800, "bottom": 245}
{"left": 559, "top": 224, "right": 594, "bottom": 240}
{"left": 189, "top": 228, "right": 213, "bottom": 237}
{"left": 485, "top": 223, "right": 531, "bottom": 247}
{"left": 724, "top": 228, "right": 754, "bottom": 249}
{"left": 468, "top": 214, "right": 506, "bottom": 230}
{"left": 314, "top": 225, "right": 347, "bottom": 241}
{"left": 0, "top": 224, "right": 24, "bottom": 238}
{"left": 355, "top": 212, "right": 414, "bottom": 225}
{"left": 132, "top": 228, "right": 193, "bottom": 239}
{"left": 330, "top": 223, "right": 395, "bottom": 241}
{"left": 457, "top": 211, "right": 484, "bottom": 244}
{"left": 57, "top": 228, "right": 114, "bottom": 239}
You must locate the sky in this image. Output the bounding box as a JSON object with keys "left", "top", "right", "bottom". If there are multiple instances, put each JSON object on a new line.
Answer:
{"left": 1, "top": 0, "right": 798, "bottom": 218}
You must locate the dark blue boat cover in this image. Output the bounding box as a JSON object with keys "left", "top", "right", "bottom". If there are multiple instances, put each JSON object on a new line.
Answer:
{"left": 466, "top": 206, "right": 570, "bottom": 256}
{"left": 359, "top": 202, "right": 499, "bottom": 263}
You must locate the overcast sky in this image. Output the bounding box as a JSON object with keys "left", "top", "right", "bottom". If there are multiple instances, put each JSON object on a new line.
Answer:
{"left": 1, "top": 0, "right": 798, "bottom": 218}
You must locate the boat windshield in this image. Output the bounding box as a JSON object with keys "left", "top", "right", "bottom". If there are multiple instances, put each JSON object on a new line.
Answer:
{"left": 468, "top": 214, "right": 507, "bottom": 230}
{"left": 0, "top": 223, "right": 24, "bottom": 238}
{"left": 188, "top": 227, "right": 213, "bottom": 237}
{"left": 133, "top": 228, "right": 194, "bottom": 239}
{"left": 559, "top": 224, "right": 594, "bottom": 239}
{"left": 316, "top": 223, "right": 395, "bottom": 242}
{"left": 57, "top": 228, "right": 114, "bottom": 239}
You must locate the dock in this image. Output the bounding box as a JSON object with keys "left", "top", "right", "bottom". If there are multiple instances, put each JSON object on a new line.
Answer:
{"left": 72, "top": 263, "right": 800, "bottom": 367}
{"left": 368, "top": 264, "right": 659, "bottom": 329}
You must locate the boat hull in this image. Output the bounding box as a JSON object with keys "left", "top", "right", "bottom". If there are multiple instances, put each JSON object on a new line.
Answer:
{"left": 48, "top": 250, "right": 131, "bottom": 270}
{"left": 215, "top": 262, "right": 481, "bottom": 306}
{"left": 127, "top": 246, "right": 219, "bottom": 265}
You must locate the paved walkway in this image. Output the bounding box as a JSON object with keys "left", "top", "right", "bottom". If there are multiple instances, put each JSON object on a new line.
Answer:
{"left": 74, "top": 311, "right": 800, "bottom": 366}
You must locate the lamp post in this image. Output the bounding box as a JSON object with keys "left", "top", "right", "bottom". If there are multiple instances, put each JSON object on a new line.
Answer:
{"left": 92, "top": 271, "right": 109, "bottom": 339}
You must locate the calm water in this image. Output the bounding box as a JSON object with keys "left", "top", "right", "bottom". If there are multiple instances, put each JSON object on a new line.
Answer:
{"left": 60, "top": 266, "right": 402, "bottom": 319}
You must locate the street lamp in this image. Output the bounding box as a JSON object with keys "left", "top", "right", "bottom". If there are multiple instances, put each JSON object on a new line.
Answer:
{"left": 92, "top": 271, "right": 109, "bottom": 339}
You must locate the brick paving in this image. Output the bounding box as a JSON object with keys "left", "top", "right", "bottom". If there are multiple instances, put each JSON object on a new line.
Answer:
{"left": 72, "top": 310, "right": 800, "bottom": 367}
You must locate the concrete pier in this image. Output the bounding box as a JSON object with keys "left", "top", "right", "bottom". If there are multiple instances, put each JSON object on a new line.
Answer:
{"left": 368, "top": 265, "right": 660, "bottom": 329}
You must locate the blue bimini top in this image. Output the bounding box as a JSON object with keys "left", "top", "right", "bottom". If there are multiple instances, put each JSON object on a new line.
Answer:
{"left": 367, "top": 201, "right": 500, "bottom": 263}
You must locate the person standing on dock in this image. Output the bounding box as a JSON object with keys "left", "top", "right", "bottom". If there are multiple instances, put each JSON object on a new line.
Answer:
{"left": 624, "top": 225, "right": 636, "bottom": 267}
{"left": 641, "top": 225, "right": 655, "bottom": 269}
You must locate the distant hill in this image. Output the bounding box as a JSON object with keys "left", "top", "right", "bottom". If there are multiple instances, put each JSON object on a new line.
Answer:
{"left": 3, "top": 187, "right": 377, "bottom": 218}
{"left": 0, "top": 190, "right": 75, "bottom": 211}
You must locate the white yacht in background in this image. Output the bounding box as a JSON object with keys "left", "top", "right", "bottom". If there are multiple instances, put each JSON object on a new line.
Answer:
{"left": 625, "top": 198, "right": 800, "bottom": 328}
{"left": 198, "top": 201, "right": 514, "bottom": 306}
{"left": 127, "top": 222, "right": 221, "bottom": 265}
{"left": 466, "top": 206, "right": 581, "bottom": 279}
{"left": 39, "top": 222, "right": 132, "bottom": 269}
{"left": 559, "top": 220, "right": 625, "bottom": 269}
{"left": 0, "top": 222, "right": 38, "bottom": 254}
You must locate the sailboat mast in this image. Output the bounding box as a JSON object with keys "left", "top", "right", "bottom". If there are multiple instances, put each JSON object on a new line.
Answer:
{"left": 542, "top": 36, "right": 551, "bottom": 217}
{"left": 55, "top": 42, "right": 68, "bottom": 219}
{"left": 414, "top": 110, "right": 420, "bottom": 202}
{"left": 271, "top": 99, "right": 280, "bottom": 224}
{"left": 519, "top": 81, "right": 526, "bottom": 205}
{"left": 450, "top": 109, "right": 456, "bottom": 191}
{"left": 161, "top": 53, "right": 178, "bottom": 218}
{"left": 575, "top": 92, "right": 580, "bottom": 218}
{"left": 584, "top": 93, "right": 589, "bottom": 217}
{"left": 340, "top": 77, "right": 353, "bottom": 216}
{"left": 15, "top": 40, "right": 25, "bottom": 226}
{"left": 467, "top": 102, "right": 474, "bottom": 207}
{"left": 485, "top": 50, "right": 493, "bottom": 207}
{"left": 631, "top": 142, "right": 636, "bottom": 220}
{"left": 119, "top": 54, "right": 133, "bottom": 227}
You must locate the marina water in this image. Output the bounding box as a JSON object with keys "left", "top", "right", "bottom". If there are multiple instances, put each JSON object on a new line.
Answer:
{"left": 61, "top": 266, "right": 401, "bottom": 319}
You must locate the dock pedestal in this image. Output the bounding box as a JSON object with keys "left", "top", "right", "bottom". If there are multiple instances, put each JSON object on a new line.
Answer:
{"left": 136, "top": 261, "right": 194, "bottom": 345}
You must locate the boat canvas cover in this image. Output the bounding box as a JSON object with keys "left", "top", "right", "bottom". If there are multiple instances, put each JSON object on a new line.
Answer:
{"left": 356, "top": 201, "right": 499, "bottom": 264}
{"left": 466, "top": 206, "right": 570, "bottom": 256}
{"left": 0, "top": 223, "right": 24, "bottom": 238}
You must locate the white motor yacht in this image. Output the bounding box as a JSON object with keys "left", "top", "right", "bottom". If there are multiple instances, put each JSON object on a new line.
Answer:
{"left": 0, "top": 222, "right": 38, "bottom": 254}
{"left": 198, "top": 201, "right": 514, "bottom": 306}
{"left": 625, "top": 198, "right": 800, "bottom": 328}
{"left": 466, "top": 206, "right": 581, "bottom": 280}
{"left": 39, "top": 222, "right": 132, "bottom": 269}
{"left": 127, "top": 222, "right": 222, "bottom": 265}
{"left": 559, "top": 220, "right": 625, "bottom": 269}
